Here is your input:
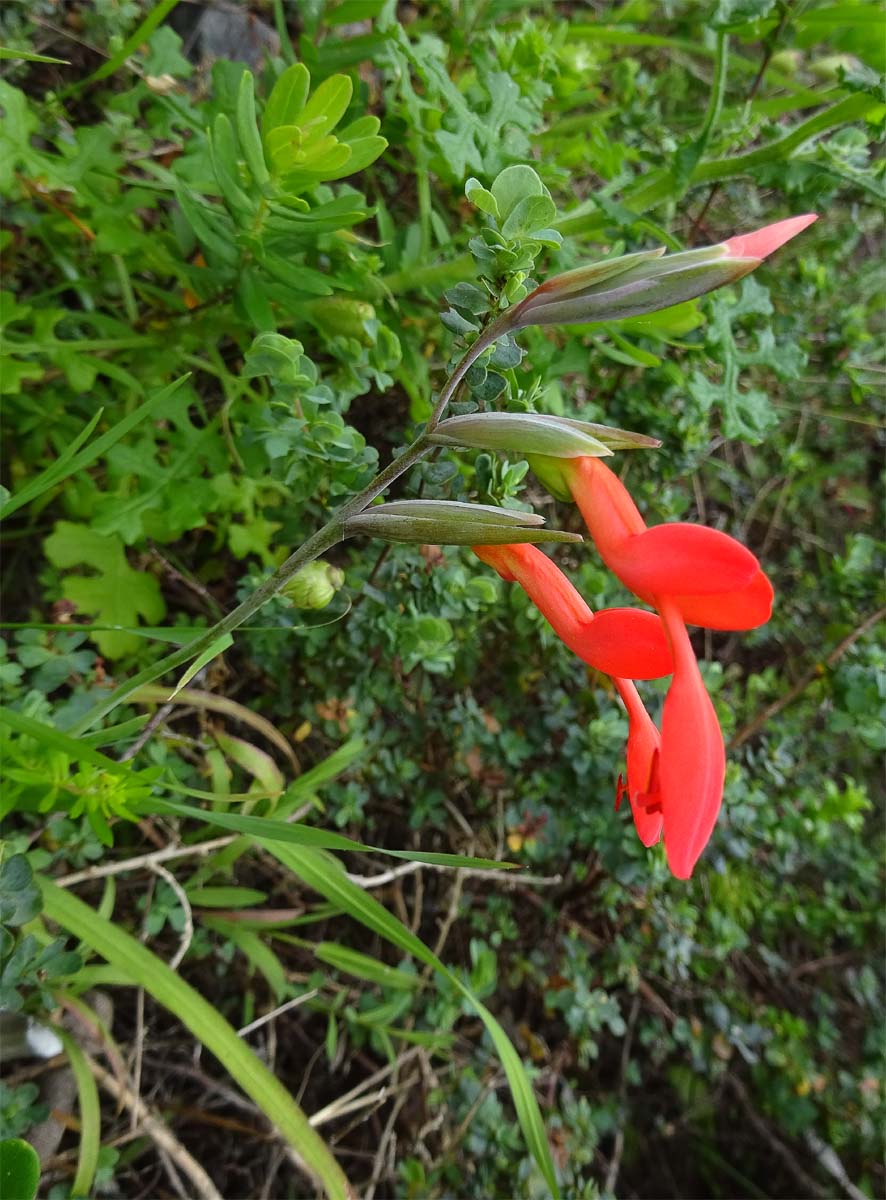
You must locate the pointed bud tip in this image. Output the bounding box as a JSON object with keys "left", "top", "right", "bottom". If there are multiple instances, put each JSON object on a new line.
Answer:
{"left": 722, "top": 214, "right": 818, "bottom": 261}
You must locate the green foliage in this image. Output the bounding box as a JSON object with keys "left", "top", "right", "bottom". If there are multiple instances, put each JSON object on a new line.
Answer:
{"left": 0, "top": 0, "right": 883, "bottom": 1196}
{"left": 0, "top": 1137, "right": 40, "bottom": 1200}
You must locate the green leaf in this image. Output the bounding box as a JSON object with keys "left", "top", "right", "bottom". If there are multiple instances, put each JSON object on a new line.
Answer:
{"left": 0, "top": 376, "right": 189, "bottom": 520}
{"left": 169, "top": 633, "right": 233, "bottom": 699}
{"left": 298, "top": 74, "right": 353, "bottom": 141}
{"left": 38, "top": 879, "right": 350, "bottom": 1199}
{"left": 152, "top": 798, "right": 518, "bottom": 872}
{"left": 0, "top": 46, "right": 68, "bottom": 63}
{"left": 500, "top": 193, "right": 557, "bottom": 239}
{"left": 261, "top": 842, "right": 560, "bottom": 1198}
{"left": 175, "top": 187, "right": 239, "bottom": 268}
{"left": 262, "top": 63, "right": 311, "bottom": 141}
{"left": 0, "top": 854, "right": 42, "bottom": 928}
{"left": 0, "top": 1139, "right": 39, "bottom": 1200}
{"left": 315, "top": 943, "right": 420, "bottom": 990}
{"left": 187, "top": 886, "right": 268, "bottom": 908}
{"left": 490, "top": 164, "right": 544, "bottom": 222}
{"left": 465, "top": 177, "right": 500, "bottom": 218}
{"left": 205, "top": 920, "right": 288, "bottom": 1000}
{"left": 55, "top": 1029, "right": 100, "bottom": 1199}
{"left": 43, "top": 524, "right": 166, "bottom": 659}
{"left": 236, "top": 71, "right": 270, "bottom": 186}
{"left": 72, "top": 0, "right": 182, "bottom": 88}
{"left": 236, "top": 266, "right": 276, "bottom": 332}
{"left": 324, "top": 135, "right": 386, "bottom": 179}
{"left": 210, "top": 113, "right": 256, "bottom": 219}
{"left": 0, "top": 706, "right": 128, "bottom": 774}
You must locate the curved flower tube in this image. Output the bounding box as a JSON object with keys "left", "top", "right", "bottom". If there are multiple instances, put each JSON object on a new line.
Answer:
{"left": 562, "top": 456, "right": 774, "bottom": 631}
{"left": 542, "top": 455, "right": 774, "bottom": 877}
{"left": 472, "top": 542, "right": 671, "bottom": 847}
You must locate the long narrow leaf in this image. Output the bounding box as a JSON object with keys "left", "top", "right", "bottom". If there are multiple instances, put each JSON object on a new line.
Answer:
{"left": 39, "top": 879, "right": 351, "bottom": 1200}
{"left": 76, "top": 0, "right": 183, "bottom": 87}
{"left": 260, "top": 842, "right": 560, "bottom": 1197}
{"left": 55, "top": 1029, "right": 101, "bottom": 1199}
{"left": 153, "top": 799, "right": 517, "bottom": 872}
{"left": 0, "top": 376, "right": 189, "bottom": 519}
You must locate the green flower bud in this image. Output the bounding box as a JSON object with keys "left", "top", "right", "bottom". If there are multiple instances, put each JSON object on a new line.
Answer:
{"left": 344, "top": 500, "right": 581, "bottom": 546}
{"left": 429, "top": 412, "right": 661, "bottom": 458}
{"left": 282, "top": 561, "right": 345, "bottom": 609}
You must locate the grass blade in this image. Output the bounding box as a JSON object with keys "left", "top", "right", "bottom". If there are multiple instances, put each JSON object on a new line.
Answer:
{"left": 55, "top": 1029, "right": 101, "bottom": 1199}
{"left": 0, "top": 376, "right": 189, "bottom": 520}
{"left": 74, "top": 0, "right": 183, "bottom": 89}
{"left": 154, "top": 798, "right": 517, "bottom": 871}
{"left": 261, "top": 841, "right": 560, "bottom": 1197}
{"left": 39, "top": 878, "right": 352, "bottom": 1200}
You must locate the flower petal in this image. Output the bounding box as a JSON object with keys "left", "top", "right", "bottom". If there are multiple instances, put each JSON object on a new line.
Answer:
{"left": 567, "top": 456, "right": 647, "bottom": 555}
{"left": 721, "top": 214, "right": 817, "bottom": 261}
{"left": 615, "top": 678, "right": 664, "bottom": 847}
{"left": 658, "top": 600, "right": 726, "bottom": 879}
{"left": 472, "top": 544, "right": 593, "bottom": 648}
{"left": 670, "top": 569, "right": 774, "bottom": 631}
{"left": 473, "top": 544, "right": 673, "bottom": 678}
{"left": 608, "top": 523, "right": 760, "bottom": 600}
{"left": 575, "top": 608, "right": 673, "bottom": 679}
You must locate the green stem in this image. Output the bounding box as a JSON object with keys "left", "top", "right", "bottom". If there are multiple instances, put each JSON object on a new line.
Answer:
{"left": 696, "top": 31, "right": 729, "bottom": 152}
{"left": 555, "top": 91, "right": 879, "bottom": 240}
{"left": 69, "top": 434, "right": 433, "bottom": 734}
{"left": 271, "top": 0, "right": 297, "bottom": 65}
{"left": 69, "top": 294, "right": 519, "bottom": 736}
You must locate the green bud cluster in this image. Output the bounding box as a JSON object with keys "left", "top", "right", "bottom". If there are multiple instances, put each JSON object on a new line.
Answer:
{"left": 282, "top": 561, "right": 345, "bottom": 609}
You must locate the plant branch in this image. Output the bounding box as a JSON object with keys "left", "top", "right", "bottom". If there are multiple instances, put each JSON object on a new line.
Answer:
{"left": 69, "top": 433, "right": 434, "bottom": 734}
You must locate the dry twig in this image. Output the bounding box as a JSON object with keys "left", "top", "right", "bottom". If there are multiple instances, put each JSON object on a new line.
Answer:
{"left": 86, "top": 1053, "right": 223, "bottom": 1200}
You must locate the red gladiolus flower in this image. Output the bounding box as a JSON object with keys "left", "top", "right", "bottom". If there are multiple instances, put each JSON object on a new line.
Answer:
{"left": 552, "top": 456, "right": 773, "bottom": 877}
{"left": 472, "top": 542, "right": 672, "bottom": 848}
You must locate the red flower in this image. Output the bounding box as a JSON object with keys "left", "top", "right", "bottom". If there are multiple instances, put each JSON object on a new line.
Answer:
{"left": 473, "top": 542, "right": 671, "bottom": 849}
{"left": 556, "top": 457, "right": 774, "bottom": 878}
